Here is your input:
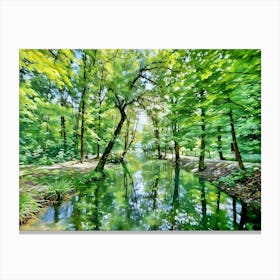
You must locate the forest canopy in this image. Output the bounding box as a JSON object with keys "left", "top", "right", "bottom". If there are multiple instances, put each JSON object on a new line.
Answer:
{"left": 19, "top": 49, "right": 261, "bottom": 170}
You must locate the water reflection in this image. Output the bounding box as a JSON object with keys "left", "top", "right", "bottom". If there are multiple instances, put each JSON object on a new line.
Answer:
{"left": 215, "top": 190, "right": 221, "bottom": 230}
{"left": 199, "top": 178, "right": 207, "bottom": 230}
{"left": 21, "top": 153, "right": 261, "bottom": 231}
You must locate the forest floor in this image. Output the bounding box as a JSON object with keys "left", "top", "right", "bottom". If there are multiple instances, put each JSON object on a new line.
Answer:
{"left": 19, "top": 157, "right": 100, "bottom": 177}
{"left": 166, "top": 155, "right": 261, "bottom": 210}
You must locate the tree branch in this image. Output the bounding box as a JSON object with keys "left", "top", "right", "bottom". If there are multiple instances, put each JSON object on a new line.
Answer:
{"left": 48, "top": 50, "right": 58, "bottom": 60}
{"left": 140, "top": 74, "right": 158, "bottom": 85}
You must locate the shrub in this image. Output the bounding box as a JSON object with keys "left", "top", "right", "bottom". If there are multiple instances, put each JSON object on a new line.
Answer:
{"left": 218, "top": 167, "right": 255, "bottom": 187}
{"left": 19, "top": 192, "right": 40, "bottom": 224}
{"left": 45, "top": 179, "right": 74, "bottom": 201}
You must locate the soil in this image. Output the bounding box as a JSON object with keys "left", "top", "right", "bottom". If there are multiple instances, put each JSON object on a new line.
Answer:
{"left": 19, "top": 158, "right": 99, "bottom": 177}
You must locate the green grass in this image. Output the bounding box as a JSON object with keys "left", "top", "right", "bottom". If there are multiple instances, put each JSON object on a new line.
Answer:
{"left": 20, "top": 178, "right": 76, "bottom": 225}
{"left": 223, "top": 153, "right": 261, "bottom": 163}
{"left": 19, "top": 192, "right": 40, "bottom": 224}
{"left": 218, "top": 167, "right": 255, "bottom": 187}
{"left": 45, "top": 179, "right": 74, "bottom": 201}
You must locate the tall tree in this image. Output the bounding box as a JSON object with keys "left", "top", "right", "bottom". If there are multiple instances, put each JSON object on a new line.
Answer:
{"left": 95, "top": 49, "right": 168, "bottom": 172}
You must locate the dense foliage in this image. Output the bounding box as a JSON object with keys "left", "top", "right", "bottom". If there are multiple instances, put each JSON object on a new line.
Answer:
{"left": 19, "top": 49, "right": 261, "bottom": 170}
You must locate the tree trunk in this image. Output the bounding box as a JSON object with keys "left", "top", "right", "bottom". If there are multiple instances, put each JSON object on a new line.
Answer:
{"left": 95, "top": 107, "right": 127, "bottom": 172}
{"left": 217, "top": 126, "right": 225, "bottom": 160}
{"left": 172, "top": 122, "right": 180, "bottom": 164}
{"left": 229, "top": 106, "right": 245, "bottom": 170}
{"left": 60, "top": 92, "right": 67, "bottom": 153}
{"left": 80, "top": 55, "right": 87, "bottom": 163}
{"left": 199, "top": 107, "right": 206, "bottom": 170}
{"left": 152, "top": 117, "right": 162, "bottom": 159}
{"left": 60, "top": 115, "right": 67, "bottom": 151}
{"left": 96, "top": 88, "right": 103, "bottom": 159}
{"left": 121, "top": 118, "right": 130, "bottom": 160}
{"left": 74, "top": 109, "right": 80, "bottom": 158}
{"left": 155, "top": 129, "right": 162, "bottom": 159}
{"left": 174, "top": 140, "right": 180, "bottom": 164}
{"left": 80, "top": 97, "right": 85, "bottom": 163}
{"left": 121, "top": 118, "right": 137, "bottom": 161}
{"left": 96, "top": 106, "right": 101, "bottom": 159}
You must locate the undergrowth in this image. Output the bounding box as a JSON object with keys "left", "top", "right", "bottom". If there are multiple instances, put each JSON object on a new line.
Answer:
{"left": 218, "top": 167, "right": 255, "bottom": 187}
{"left": 45, "top": 179, "right": 74, "bottom": 201}
{"left": 19, "top": 192, "right": 40, "bottom": 224}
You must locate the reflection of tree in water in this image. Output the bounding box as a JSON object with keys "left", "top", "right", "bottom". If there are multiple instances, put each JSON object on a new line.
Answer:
{"left": 152, "top": 176, "right": 159, "bottom": 211}
{"left": 215, "top": 190, "right": 221, "bottom": 230}
{"left": 122, "top": 162, "right": 138, "bottom": 204}
{"left": 214, "top": 188, "right": 240, "bottom": 230}
{"left": 91, "top": 184, "right": 100, "bottom": 230}
{"left": 213, "top": 187, "right": 261, "bottom": 230}
{"left": 22, "top": 154, "right": 261, "bottom": 231}
{"left": 70, "top": 182, "right": 101, "bottom": 230}
{"left": 239, "top": 203, "right": 261, "bottom": 230}
{"left": 53, "top": 202, "right": 61, "bottom": 224}
{"left": 139, "top": 163, "right": 161, "bottom": 230}
{"left": 173, "top": 164, "right": 180, "bottom": 205}
{"left": 121, "top": 162, "right": 139, "bottom": 227}
{"left": 72, "top": 195, "right": 82, "bottom": 230}
{"left": 150, "top": 170, "right": 160, "bottom": 230}
{"left": 169, "top": 163, "right": 180, "bottom": 230}
{"left": 232, "top": 197, "right": 239, "bottom": 229}
{"left": 199, "top": 177, "right": 207, "bottom": 230}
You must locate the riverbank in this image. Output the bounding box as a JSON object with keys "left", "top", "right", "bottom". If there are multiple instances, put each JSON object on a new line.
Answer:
{"left": 20, "top": 154, "right": 261, "bottom": 226}
{"left": 19, "top": 157, "right": 102, "bottom": 225}
{"left": 165, "top": 155, "right": 261, "bottom": 210}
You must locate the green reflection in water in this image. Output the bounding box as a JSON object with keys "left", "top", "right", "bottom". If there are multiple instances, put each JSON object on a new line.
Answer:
{"left": 20, "top": 153, "right": 260, "bottom": 231}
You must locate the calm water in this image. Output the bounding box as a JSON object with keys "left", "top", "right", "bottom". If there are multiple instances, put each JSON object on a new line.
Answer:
{"left": 21, "top": 152, "right": 260, "bottom": 231}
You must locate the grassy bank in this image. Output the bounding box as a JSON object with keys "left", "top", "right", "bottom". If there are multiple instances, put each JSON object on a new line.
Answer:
{"left": 20, "top": 178, "right": 76, "bottom": 225}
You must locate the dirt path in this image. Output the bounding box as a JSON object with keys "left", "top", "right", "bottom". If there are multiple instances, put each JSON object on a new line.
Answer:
{"left": 19, "top": 158, "right": 100, "bottom": 177}
{"left": 165, "top": 155, "right": 260, "bottom": 179}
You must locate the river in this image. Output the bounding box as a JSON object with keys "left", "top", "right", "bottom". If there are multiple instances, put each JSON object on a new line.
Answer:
{"left": 20, "top": 152, "right": 260, "bottom": 231}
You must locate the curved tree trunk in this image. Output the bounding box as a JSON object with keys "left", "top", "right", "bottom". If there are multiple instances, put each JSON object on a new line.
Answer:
{"left": 95, "top": 107, "right": 127, "bottom": 172}
{"left": 121, "top": 118, "right": 130, "bottom": 161}
{"left": 121, "top": 117, "right": 138, "bottom": 161}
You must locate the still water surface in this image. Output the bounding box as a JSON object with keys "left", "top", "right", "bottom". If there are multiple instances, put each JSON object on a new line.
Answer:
{"left": 21, "top": 152, "right": 260, "bottom": 231}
